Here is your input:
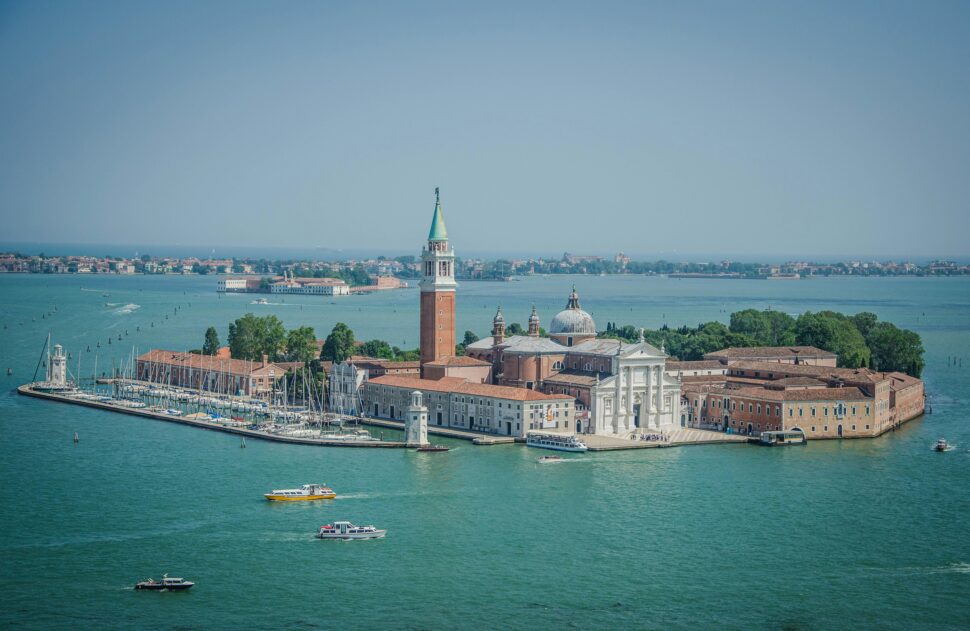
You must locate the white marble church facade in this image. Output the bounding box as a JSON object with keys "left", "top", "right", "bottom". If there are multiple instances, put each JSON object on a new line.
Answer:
{"left": 588, "top": 340, "right": 681, "bottom": 436}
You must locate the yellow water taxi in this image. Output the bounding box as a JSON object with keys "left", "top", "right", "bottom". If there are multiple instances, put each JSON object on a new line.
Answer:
{"left": 264, "top": 484, "right": 336, "bottom": 501}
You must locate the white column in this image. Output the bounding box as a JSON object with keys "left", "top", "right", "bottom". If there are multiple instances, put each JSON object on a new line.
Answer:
{"left": 614, "top": 370, "right": 622, "bottom": 434}
{"left": 625, "top": 367, "right": 634, "bottom": 433}
{"left": 645, "top": 364, "right": 655, "bottom": 414}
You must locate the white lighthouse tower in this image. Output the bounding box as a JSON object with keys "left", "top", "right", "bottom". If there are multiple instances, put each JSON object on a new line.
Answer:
{"left": 405, "top": 390, "right": 429, "bottom": 448}
{"left": 48, "top": 344, "right": 67, "bottom": 386}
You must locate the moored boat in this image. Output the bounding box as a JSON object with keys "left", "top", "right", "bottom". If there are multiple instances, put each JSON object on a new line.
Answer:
{"left": 934, "top": 438, "right": 949, "bottom": 452}
{"left": 264, "top": 484, "right": 336, "bottom": 501}
{"left": 316, "top": 521, "right": 386, "bottom": 540}
{"left": 526, "top": 433, "right": 588, "bottom": 452}
{"left": 416, "top": 445, "right": 449, "bottom": 452}
{"left": 754, "top": 430, "right": 807, "bottom": 446}
{"left": 135, "top": 574, "right": 194, "bottom": 591}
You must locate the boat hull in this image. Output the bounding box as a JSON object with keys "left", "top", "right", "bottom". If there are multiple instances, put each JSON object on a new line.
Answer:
{"left": 316, "top": 530, "right": 386, "bottom": 540}
{"left": 527, "top": 444, "right": 587, "bottom": 452}
{"left": 265, "top": 493, "right": 336, "bottom": 501}
{"left": 135, "top": 583, "right": 193, "bottom": 591}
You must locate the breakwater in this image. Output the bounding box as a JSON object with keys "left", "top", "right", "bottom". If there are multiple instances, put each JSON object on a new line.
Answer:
{"left": 17, "top": 385, "right": 406, "bottom": 448}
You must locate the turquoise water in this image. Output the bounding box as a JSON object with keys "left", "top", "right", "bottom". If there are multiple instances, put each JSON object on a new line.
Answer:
{"left": 1, "top": 274, "right": 969, "bottom": 630}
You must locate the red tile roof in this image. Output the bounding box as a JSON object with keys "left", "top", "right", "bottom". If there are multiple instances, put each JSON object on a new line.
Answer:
{"left": 425, "top": 355, "right": 491, "bottom": 367}
{"left": 367, "top": 375, "right": 571, "bottom": 402}
{"left": 136, "top": 349, "right": 286, "bottom": 376}
{"left": 705, "top": 346, "right": 836, "bottom": 360}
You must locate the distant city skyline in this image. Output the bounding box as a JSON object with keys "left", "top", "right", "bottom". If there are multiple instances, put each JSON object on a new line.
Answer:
{"left": 1, "top": 1, "right": 968, "bottom": 257}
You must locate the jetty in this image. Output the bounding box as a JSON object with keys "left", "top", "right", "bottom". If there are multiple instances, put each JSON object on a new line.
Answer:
{"left": 17, "top": 385, "right": 406, "bottom": 448}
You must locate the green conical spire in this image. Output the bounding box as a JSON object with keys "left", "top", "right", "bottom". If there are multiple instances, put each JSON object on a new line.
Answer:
{"left": 428, "top": 187, "right": 448, "bottom": 241}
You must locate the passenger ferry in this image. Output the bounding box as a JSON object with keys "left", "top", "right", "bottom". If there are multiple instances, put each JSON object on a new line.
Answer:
{"left": 264, "top": 484, "right": 336, "bottom": 501}
{"left": 526, "top": 433, "right": 588, "bottom": 452}
{"left": 754, "top": 430, "right": 807, "bottom": 446}
{"left": 316, "top": 521, "right": 386, "bottom": 540}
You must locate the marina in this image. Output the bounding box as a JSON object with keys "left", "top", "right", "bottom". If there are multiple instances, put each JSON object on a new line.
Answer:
{"left": 18, "top": 385, "right": 405, "bottom": 448}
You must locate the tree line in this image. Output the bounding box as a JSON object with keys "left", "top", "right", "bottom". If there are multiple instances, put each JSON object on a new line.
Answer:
{"left": 601, "top": 309, "right": 925, "bottom": 377}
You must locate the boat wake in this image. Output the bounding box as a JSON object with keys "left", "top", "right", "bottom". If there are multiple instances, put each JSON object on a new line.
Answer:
{"left": 929, "top": 562, "right": 970, "bottom": 575}
{"left": 113, "top": 303, "right": 141, "bottom": 315}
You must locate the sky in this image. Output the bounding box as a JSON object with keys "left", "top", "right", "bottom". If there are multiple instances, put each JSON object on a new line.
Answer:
{"left": 1, "top": 0, "right": 968, "bottom": 260}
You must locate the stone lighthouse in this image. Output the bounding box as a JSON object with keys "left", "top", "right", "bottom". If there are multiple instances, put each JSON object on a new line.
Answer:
{"left": 419, "top": 187, "right": 457, "bottom": 369}
{"left": 405, "top": 390, "right": 429, "bottom": 448}
{"left": 48, "top": 344, "right": 67, "bottom": 386}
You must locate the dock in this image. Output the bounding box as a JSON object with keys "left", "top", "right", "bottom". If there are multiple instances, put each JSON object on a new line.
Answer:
{"left": 17, "top": 385, "right": 406, "bottom": 448}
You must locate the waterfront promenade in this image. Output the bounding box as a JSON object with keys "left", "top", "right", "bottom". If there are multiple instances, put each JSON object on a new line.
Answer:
{"left": 19, "top": 383, "right": 748, "bottom": 452}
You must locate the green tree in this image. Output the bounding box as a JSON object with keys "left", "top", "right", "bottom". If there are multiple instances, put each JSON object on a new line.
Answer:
{"left": 202, "top": 327, "right": 220, "bottom": 355}
{"left": 795, "top": 311, "right": 870, "bottom": 368}
{"left": 851, "top": 312, "right": 879, "bottom": 339}
{"left": 360, "top": 339, "right": 395, "bottom": 359}
{"left": 227, "top": 314, "right": 287, "bottom": 361}
{"left": 506, "top": 323, "right": 525, "bottom": 336}
{"left": 285, "top": 326, "right": 318, "bottom": 363}
{"left": 321, "top": 323, "right": 356, "bottom": 363}
{"left": 867, "top": 322, "right": 925, "bottom": 377}
{"left": 729, "top": 309, "right": 796, "bottom": 346}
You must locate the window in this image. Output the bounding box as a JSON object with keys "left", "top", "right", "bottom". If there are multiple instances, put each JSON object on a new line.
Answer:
{"left": 824, "top": 407, "right": 829, "bottom": 417}
{"left": 851, "top": 425, "right": 856, "bottom": 431}
{"left": 748, "top": 404, "right": 753, "bottom": 413}
{"left": 824, "top": 425, "right": 828, "bottom": 432}
{"left": 788, "top": 408, "right": 793, "bottom": 417}
{"left": 852, "top": 406, "right": 857, "bottom": 415}
{"left": 811, "top": 426, "right": 816, "bottom": 432}
{"left": 811, "top": 407, "right": 816, "bottom": 417}
{"left": 865, "top": 424, "right": 870, "bottom": 430}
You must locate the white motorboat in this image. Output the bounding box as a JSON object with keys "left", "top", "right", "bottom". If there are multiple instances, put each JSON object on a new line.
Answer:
{"left": 934, "top": 438, "right": 950, "bottom": 452}
{"left": 526, "top": 433, "right": 588, "bottom": 452}
{"left": 316, "top": 521, "right": 386, "bottom": 540}
{"left": 537, "top": 455, "right": 564, "bottom": 463}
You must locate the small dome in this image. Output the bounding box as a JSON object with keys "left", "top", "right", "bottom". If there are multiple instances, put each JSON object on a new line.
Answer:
{"left": 549, "top": 287, "right": 596, "bottom": 335}
{"left": 493, "top": 307, "right": 504, "bottom": 323}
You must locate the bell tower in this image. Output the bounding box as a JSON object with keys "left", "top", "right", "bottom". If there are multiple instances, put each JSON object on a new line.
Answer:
{"left": 420, "top": 187, "right": 457, "bottom": 368}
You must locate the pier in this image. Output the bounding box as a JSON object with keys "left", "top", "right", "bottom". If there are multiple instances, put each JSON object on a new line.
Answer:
{"left": 17, "top": 385, "right": 406, "bottom": 448}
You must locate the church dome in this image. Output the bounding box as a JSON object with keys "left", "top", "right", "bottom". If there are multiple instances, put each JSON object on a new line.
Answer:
{"left": 549, "top": 287, "right": 596, "bottom": 335}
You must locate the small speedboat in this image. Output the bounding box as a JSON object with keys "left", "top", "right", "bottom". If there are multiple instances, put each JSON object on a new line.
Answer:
{"left": 316, "top": 521, "right": 386, "bottom": 540}
{"left": 934, "top": 438, "right": 949, "bottom": 452}
{"left": 537, "top": 455, "right": 563, "bottom": 463}
{"left": 264, "top": 484, "right": 336, "bottom": 501}
{"left": 416, "top": 445, "right": 449, "bottom": 452}
{"left": 135, "top": 574, "right": 194, "bottom": 591}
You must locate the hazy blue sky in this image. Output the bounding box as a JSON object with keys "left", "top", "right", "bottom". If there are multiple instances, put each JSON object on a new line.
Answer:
{"left": 1, "top": 1, "right": 968, "bottom": 258}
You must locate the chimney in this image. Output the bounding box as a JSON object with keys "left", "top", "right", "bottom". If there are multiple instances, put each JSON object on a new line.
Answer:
{"left": 262, "top": 354, "right": 269, "bottom": 367}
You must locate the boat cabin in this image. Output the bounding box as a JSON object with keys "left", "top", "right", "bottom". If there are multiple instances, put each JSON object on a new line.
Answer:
{"left": 758, "top": 430, "right": 807, "bottom": 446}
